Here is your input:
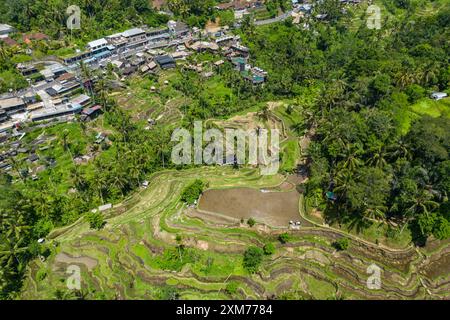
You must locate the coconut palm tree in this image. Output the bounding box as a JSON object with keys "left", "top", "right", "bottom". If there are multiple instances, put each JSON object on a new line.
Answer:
{"left": 335, "top": 169, "right": 353, "bottom": 198}
{"left": 341, "top": 144, "right": 363, "bottom": 172}
{"left": 70, "top": 166, "right": 87, "bottom": 192}
{"left": 367, "top": 146, "right": 388, "bottom": 169}
{"left": 362, "top": 206, "right": 386, "bottom": 222}
{"left": 388, "top": 138, "right": 411, "bottom": 161}
{"left": 407, "top": 189, "right": 439, "bottom": 217}
{"left": 291, "top": 122, "right": 305, "bottom": 136}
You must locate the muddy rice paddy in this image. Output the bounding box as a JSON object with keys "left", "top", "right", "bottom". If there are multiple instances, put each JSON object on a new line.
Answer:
{"left": 198, "top": 187, "right": 301, "bottom": 227}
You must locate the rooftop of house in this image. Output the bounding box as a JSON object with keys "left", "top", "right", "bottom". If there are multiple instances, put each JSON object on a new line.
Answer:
{"left": 0, "top": 97, "right": 25, "bottom": 110}
{"left": 171, "top": 21, "right": 189, "bottom": 32}
{"left": 190, "top": 41, "right": 220, "bottom": 51}
{"left": 155, "top": 55, "right": 175, "bottom": 65}
{"left": 87, "top": 38, "right": 108, "bottom": 49}
{"left": 216, "top": 0, "right": 262, "bottom": 10}
{"left": 71, "top": 94, "right": 91, "bottom": 105}
{"left": 56, "top": 72, "right": 76, "bottom": 82}
{"left": 82, "top": 105, "right": 102, "bottom": 116}
{"left": 0, "top": 24, "right": 14, "bottom": 33}
{"left": 122, "top": 28, "right": 146, "bottom": 38}
{"left": 23, "top": 33, "right": 49, "bottom": 43}
{"left": 0, "top": 37, "right": 17, "bottom": 46}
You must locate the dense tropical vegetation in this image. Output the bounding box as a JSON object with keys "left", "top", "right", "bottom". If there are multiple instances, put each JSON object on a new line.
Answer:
{"left": 233, "top": 0, "right": 449, "bottom": 245}
{"left": 0, "top": 0, "right": 449, "bottom": 299}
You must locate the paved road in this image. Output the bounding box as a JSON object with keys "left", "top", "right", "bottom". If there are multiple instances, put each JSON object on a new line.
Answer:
{"left": 254, "top": 11, "right": 293, "bottom": 26}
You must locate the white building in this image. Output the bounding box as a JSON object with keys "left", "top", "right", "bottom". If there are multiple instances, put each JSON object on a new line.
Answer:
{"left": 122, "top": 28, "right": 147, "bottom": 45}
{"left": 87, "top": 38, "right": 108, "bottom": 52}
{"left": 0, "top": 24, "right": 14, "bottom": 36}
{"left": 431, "top": 92, "right": 448, "bottom": 100}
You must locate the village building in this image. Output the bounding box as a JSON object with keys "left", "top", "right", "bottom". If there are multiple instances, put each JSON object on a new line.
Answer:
{"left": 16, "top": 63, "right": 38, "bottom": 76}
{"left": 167, "top": 20, "right": 190, "bottom": 38}
{"left": 189, "top": 41, "right": 220, "bottom": 52}
{"left": 122, "top": 28, "right": 147, "bottom": 49}
{"left": 0, "top": 97, "right": 26, "bottom": 115}
{"left": 123, "top": 66, "right": 138, "bottom": 76}
{"left": 215, "top": 0, "right": 263, "bottom": 11}
{"left": 215, "top": 35, "right": 236, "bottom": 47}
{"left": 70, "top": 94, "right": 91, "bottom": 106}
{"left": 31, "top": 103, "right": 83, "bottom": 122}
{"left": 56, "top": 72, "right": 76, "bottom": 83}
{"left": 0, "top": 109, "right": 9, "bottom": 123}
{"left": 23, "top": 33, "right": 49, "bottom": 44}
{"left": 26, "top": 102, "right": 44, "bottom": 113}
{"left": 0, "top": 37, "right": 17, "bottom": 46}
{"left": 171, "top": 51, "right": 190, "bottom": 60}
{"left": 147, "top": 26, "right": 170, "bottom": 43}
{"left": 105, "top": 33, "right": 127, "bottom": 49}
{"left": 155, "top": 55, "right": 176, "bottom": 69}
{"left": 80, "top": 105, "right": 102, "bottom": 122}
{"left": 45, "top": 81, "right": 80, "bottom": 97}
{"left": 231, "top": 44, "right": 250, "bottom": 57}
{"left": 87, "top": 38, "right": 108, "bottom": 53}
{"left": 0, "top": 23, "right": 14, "bottom": 36}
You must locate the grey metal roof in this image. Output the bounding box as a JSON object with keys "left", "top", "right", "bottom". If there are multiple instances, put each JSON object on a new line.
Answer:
{"left": 122, "top": 28, "right": 146, "bottom": 38}
{"left": 0, "top": 97, "right": 25, "bottom": 110}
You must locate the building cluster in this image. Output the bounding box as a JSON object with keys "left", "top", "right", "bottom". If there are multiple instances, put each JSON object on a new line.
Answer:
{"left": 0, "top": 18, "right": 270, "bottom": 134}
{"left": 0, "top": 23, "right": 16, "bottom": 46}
{"left": 1, "top": 11, "right": 274, "bottom": 134}
{"left": 0, "top": 21, "right": 191, "bottom": 133}
{"left": 0, "top": 132, "right": 52, "bottom": 177}
{"left": 215, "top": 0, "right": 265, "bottom": 20}
{"left": 0, "top": 59, "right": 98, "bottom": 133}
{"left": 63, "top": 21, "right": 190, "bottom": 66}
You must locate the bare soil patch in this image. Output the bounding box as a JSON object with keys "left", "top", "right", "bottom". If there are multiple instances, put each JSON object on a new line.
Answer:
{"left": 198, "top": 188, "right": 301, "bottom": 228}
{"left": 55, "top": 252, "right": 98, "bottom": 271}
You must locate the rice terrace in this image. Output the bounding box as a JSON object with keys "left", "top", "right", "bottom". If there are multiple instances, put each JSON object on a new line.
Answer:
{"left": 21, "top": 165, "right": 450, "bottom": 299}
{"left": 0, "top": 0, "right": 449, "bottom": 303}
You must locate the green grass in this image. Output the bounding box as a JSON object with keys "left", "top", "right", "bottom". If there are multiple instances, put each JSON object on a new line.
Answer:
{"left": 303, "top": 274, "right": 336, "bottom": 300}
{"left": 393, "top": 98, "right": 450, "bottom": 135}
{"left": 410, "top": 98, "right": 450, "bottom": 118}
{"left": 280, "top": 139, "right": 300, "bottom": 173}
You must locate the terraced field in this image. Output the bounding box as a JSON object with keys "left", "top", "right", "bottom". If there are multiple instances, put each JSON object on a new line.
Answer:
{"left": 21, "top": 166, "right": 450, "bottom": 300}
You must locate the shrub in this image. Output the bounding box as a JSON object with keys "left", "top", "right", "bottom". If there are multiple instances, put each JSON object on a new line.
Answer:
{"left": 36, "top": 269, "right": 48, "bottom": 282}
{"left": 333, "top": 238, "right": 350, "bottom": 251}
{"left": 181, "top": 180, "right": 205, "bottom": 205}
{"left": 278, "top": 233, "right": 291, "bottom": 244}
{"left": 156, "top": 247, "right": 198, "bottom": 272}
{"left": 225, "top": 281, "right": 239, "bottom": 295}
{"left": 263, "top": 243, "right": 275, "bottom": 255}
{"left": 159, "top": 286, "right": 180, "bottom": 300}
{"left": 86, "top": 212, "right": 105, "bottom": 230}
{"left": 33, "top": 219, "right": 54, "bottom": 238}
{"left": 243, "top": 246, "right": 264, "bottom": 273}
{"left": 247, "top": 218, "right": 256, "bottom": 227}
{"left": 405, "top": 84, "right": 426, "bottom": 103}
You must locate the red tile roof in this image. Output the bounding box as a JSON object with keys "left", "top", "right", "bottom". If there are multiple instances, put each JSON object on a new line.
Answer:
{"left": 0, "top": 37, "right": 18, "bottom": 46}
{"left": 23, "top": 33, "right": 49, "bottom": 44}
